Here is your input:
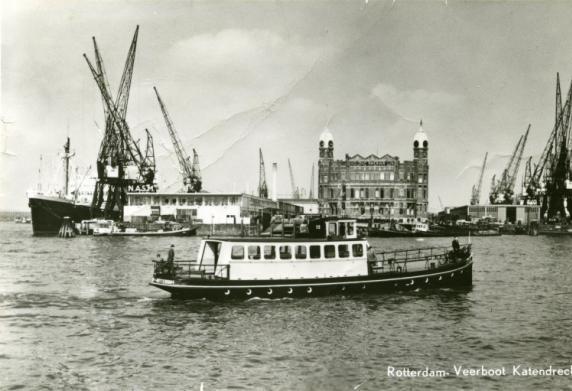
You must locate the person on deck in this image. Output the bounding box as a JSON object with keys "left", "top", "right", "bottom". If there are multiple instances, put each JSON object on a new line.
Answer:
{"left": 165, "top": 245, "right": 175, "bottom": 275}
{"left": 167, "top": 244, "right": 175, "bottom": 262}
{"left": 452, "top": 237, "right": 460, "bottom": 253}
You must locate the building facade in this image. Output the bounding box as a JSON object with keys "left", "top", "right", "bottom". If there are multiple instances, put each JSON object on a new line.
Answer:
{"left": 124, "top": 192, "right": 302, "bottom": 225}
{"left": 445, "top": 204, "right": 541, "bottom": 225}
{"left": 318, "top": 122, "right": 429, "bottom": 220}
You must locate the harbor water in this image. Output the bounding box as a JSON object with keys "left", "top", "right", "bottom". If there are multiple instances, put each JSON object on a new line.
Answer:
{"left": 1, "top": 222, "right": 571, "bottom": 390}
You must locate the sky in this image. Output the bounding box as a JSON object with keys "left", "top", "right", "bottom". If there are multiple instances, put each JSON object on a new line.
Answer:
{"left": 2, "top": 0, "right": 572, "bottom": 211}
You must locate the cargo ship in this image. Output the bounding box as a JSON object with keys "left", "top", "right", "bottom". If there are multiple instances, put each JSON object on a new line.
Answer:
{"left": 27, "top": 138, "right": 114, "bottom": 235}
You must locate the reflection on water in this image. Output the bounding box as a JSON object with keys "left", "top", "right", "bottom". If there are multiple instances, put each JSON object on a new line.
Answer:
{"left": 1, "top": 223, "right": 571, "bottom": 390}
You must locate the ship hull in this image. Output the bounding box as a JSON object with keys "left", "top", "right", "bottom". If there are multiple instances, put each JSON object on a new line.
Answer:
{"left": 150, "top": 259, "right": 473, "bottom": 300}
{"left": 28, "top": 196, "right": 93, "bottom": 236}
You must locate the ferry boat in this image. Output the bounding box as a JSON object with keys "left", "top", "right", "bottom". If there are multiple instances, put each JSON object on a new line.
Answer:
{"left": 150, "top": 218, "right": 473, "bottom": 299}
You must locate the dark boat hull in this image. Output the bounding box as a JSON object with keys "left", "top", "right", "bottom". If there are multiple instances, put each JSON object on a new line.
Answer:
{"left": 150, "top": 259, "right": 473, "bottom": 300}
{"left": 28, "top": 196, "right": 117, "bottom": 236}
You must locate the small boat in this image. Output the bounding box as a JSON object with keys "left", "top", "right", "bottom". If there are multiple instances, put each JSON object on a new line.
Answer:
{"left": 91, "top": 219, "right": 197, "bottom": 237}
{"left": 150, "top": 218, "right": 473, "bottom": 299}
{"left": 110, "top": 226, "right": 198, "bottom": 236}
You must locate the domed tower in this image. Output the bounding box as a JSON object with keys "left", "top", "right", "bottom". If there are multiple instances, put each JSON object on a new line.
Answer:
{"left": 413, "top": 120, "right": 429, "bottom": 217}
{"left": 413, "top": 120, "right": 428, "bottom": 161}
{"left": 318, "top": 128, "right": 335, "bottom": 202}
{"left": 319, "top": 127, "right": 334, "bottom": 159}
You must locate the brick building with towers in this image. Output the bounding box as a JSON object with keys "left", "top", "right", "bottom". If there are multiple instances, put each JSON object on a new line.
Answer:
{"left": 317, "top": 121, "right": 429, "bottom": 220}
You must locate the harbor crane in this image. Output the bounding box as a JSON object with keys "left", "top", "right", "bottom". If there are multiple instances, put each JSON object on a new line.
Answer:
{"left": 489, "top": 125, "right": 530, "bottom": 205}
{"left": 153, "top": 86, "right": 201, "bottom": 192}
{"left": 288, "top": 158, "right": 300, "bottom": 199}
{"left": 258, "top": 148, "right": 268, "bottom": 198}
{"left": 470, "top": 152, "right": 488, "bottom": 205}
{"left": 84, "top": 26, "right": 156, "bottom": 218}
{"left": 524, "top": 74, "right": 572, "bottom": 221}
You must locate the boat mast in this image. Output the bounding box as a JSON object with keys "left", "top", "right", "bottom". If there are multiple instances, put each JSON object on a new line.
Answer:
{"left": 63, "top": 137, "right": 74, "bottom": 196}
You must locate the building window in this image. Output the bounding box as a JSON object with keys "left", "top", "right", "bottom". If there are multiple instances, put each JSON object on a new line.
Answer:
{"left": 295, "top": 245, "right": 307, "bottom": 259}
{"left": 264, "top": 246, "right": 275, "bottom": 260}
{"left": 309, "top": 245, "right": 321, "bottom": 259}
{"left": 375, "top": 189, "right": 380, "bottom": 198}
{"left": 279, "top": 245, "right": 292, "bottom": 259}
{"left": 352, "top": 244, "right": 364, "bottom": 257}
{"left": 389, "top": 172, "right": 395, "bottom": 181}
{"left": 231, "top": 246, "right": 244, "bottom": 259}
{"left": 350, "top": 188, "right": 355, "bottom": 198}
{"left": 248, "top": 246, "right": 261, "bottom": 260}
{"left": 324, "top": 245, "right": 336, "bottom": 259}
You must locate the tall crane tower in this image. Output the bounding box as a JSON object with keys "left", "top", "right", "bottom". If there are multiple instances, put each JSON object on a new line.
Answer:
{"left": 470, "top": 152, "right": 488, "bottom": 205}
{"left": 489, "top": 125, "right": 530, "bottom": 205}
{"left": 84, "top": 26, "right": 156, "bottom": 219}
{"left": 153, "top": 86, "right": 201, "bottom": 192}
{"left": 258, "top": 148, "right": 268, "bottom": 198}
{"left": 288, "top": 158, "right": 300, "bottom": 199}
{"left": 309, "top": 163, "right": 315, "bottom": 199}
{"left": 191, "top": 149, "right": 202, "bottom": 192}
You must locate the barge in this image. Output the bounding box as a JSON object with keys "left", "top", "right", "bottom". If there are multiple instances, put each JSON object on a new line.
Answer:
{"left": 150, "top": 218, "right": 473, "bottom": 299}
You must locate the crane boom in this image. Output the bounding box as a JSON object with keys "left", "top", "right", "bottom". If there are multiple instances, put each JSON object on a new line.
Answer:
{"left": 153, "top": 86, "right": 199, "bottom": 191}
{"left": 288, "top": 158, "right": 299, "bottom": 199}
{"left": 489, "top": 125, "right": 529, "bottom": 204}
{"left": 470, "top": 152, "right": 488, "bottom": 205}
{"left": 258, "top": 148, "right": 268, "bottom": 198}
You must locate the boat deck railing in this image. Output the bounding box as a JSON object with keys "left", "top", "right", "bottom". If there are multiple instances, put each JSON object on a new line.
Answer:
{"left": 153, "top": 261, "right": 230, "bottom": 280}
{"left": 369, "top": 244, "right": 471, "bottom": 274}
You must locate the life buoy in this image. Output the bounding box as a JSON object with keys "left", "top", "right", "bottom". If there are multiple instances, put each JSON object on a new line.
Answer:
{"left": 246, "top": 289, "right": 252, "bottom": 296}
{"left": 362, "top": 284, "right": 366, "bottom": 290}
{"left": 450, "top": 273, "right": 454, "bottom": 278}
{"left": 396, "top": 266, "right": 402, "bottom": 273}
{"left": 287, "top": 288, "right": 293, "bottom": 294}
{"left": 410, "top": 280, "right": 414, "bottom": 285}
{"left": 341, "top": 286, "right": 346, "bottom": 291}
{"left": 267, "top": 288, "right": 273, "bottom": 295}
{"left": 224, "top": 289, "right": 230, "bottom": 296}
{"left": 425, "top": 278, "right": 429, "bottom": 284}
{"left": 438, "top": 276, "right": 442, "bottom": 281}
{"left": 307, "top": 287, "right": 312, "bottom": 293}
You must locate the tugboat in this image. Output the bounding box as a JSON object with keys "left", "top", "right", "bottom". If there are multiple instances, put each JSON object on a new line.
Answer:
{"left": 150, "top": 218, "right": 473, "bottom": 299}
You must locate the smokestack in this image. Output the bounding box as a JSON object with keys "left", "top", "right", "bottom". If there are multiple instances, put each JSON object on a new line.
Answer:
{"left": 272, "top": 162, "right": 278, "bottom": 202}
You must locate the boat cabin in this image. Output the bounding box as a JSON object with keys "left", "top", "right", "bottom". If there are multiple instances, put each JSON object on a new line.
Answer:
{"left": 196, "top": 227, "right": 367, "bottom": 281}
{"left": 307, "top": 218, "right": 358, "bottom": 239}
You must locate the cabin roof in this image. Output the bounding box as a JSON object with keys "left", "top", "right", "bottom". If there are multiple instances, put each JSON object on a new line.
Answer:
{"left": 201, "top": 236, "right": 367, "bottom": 243}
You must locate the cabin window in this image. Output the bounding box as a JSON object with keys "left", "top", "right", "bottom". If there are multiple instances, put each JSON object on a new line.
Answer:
{"left": 309, "top": 245, "right": 321, "bottom": 259}
{"left": 347, "top": 222, "right": 355, "bottom": 236}
{"left": 352, "top": 244, "right": 364, "bottom": 257}
{"left": 338, "top": 244, "right": 349, "bottom": 258}
{"left": 279, "top": 246, "right": 292, "bottom": 259}
{"left": 339, "top": 223, "right": 346, "bottom": 237}
{"left": 295, "top": 245, "right": 307, "bottom": 259}
{"left": 248, "top": 245, "right": 261, "bottom": 260}
{"left": 324, "top": 245, "right": 336, "bottom": 259}
{"left": 231, "top": 245, "right": 244, "bottom": 259}
{"left": 264, "top": 246, "right": 275, "bottom": 260}
{"left": 328, "top": 223, "right": 337, "bottom": 236}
